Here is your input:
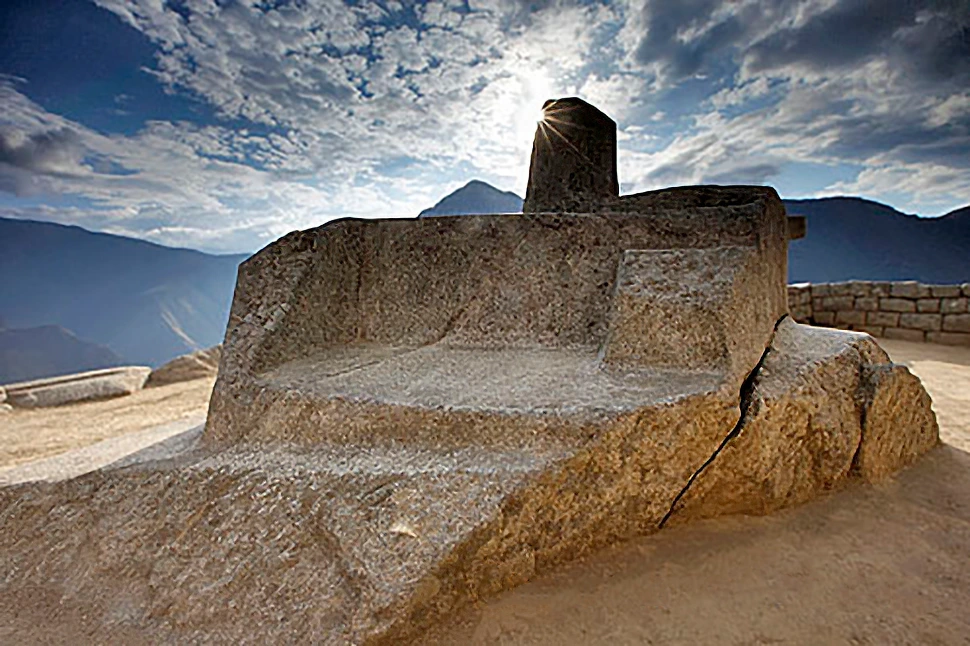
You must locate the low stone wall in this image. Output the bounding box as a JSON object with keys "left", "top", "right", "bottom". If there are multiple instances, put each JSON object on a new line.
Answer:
{"left": 788, "top": 281, "right": 970, "bottom": 346}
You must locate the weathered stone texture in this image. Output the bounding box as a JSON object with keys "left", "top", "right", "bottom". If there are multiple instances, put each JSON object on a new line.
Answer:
{"left": 867, "top": 311, "right": 900, "bottom": 327}
{"left": 853, "top": 364, "right": 939, "bottom": 481}
{"left": 883, "top": 327, "right": 926, "bottom": 342}
{"left": 917, "top": 298, "right": 941, "bottom": 313}
{"left": 930, "top": 285, "right": 962, "bottom": 298}
{"left": 788, "top": 284, "right": 812, "bottom": 306}
{"left": 523, "top": 97, "right": 618, "bottom": 213}
{"left": 790, "top": 304, "right": 812, "bottom": 322}
{"left": 0, "top": 100, "right": 943, "bottom": 646}
{"left": 812, "top": 283, "right": 832, "bottom": 296}
{"left": 881, "top": 298, "right": 917, "bottom": 313}
{"left": 891, "top": 282, "right": 922, "bottom": 298}
{"left": 146, "top": 345, "right": 221, "bottom": 387}
{"left": 814, "top": 311, "right": 836, "bottom": 325}
{"left": 899, "top": 313, "right": 943, "bottom": 331}
{"left": 943, "top": 313, "right": 970, "bottom": 333}
{"left": 822, "top": 296, "right": 855, "bottom": 311}
{"left": 835, "top": 310, "right": 866, "bottom": 327}
{"left": 847, "top": 281, "right": 872, "bottom": 297}
{"left": 871, "top": 282, "right": 893, "bottom": 297}
{"left": 828, "top": 283, "right": 853, "bottom": 296}
{"left": 668, "top": 320, "right": 936, "bottom": 520}
{"left": 941, "top": 297, "right": 968, "bottom": 314}
{"left": 208, "top": 190, "right": 790, "bottom": 449}
{"left": 602, "top": 246, "right": 777, "bottom": 387}
{"left": 796, "top": 282, "right": 970, "bottom": 345}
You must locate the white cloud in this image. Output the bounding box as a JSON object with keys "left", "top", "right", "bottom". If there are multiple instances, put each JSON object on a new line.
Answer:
{"left": 2, "top": 0, "right": 969, "bottom": 253}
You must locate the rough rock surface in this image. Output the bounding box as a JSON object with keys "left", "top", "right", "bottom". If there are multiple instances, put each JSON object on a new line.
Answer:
{"left": 601, "top": 246, "right": 779, "bottom": 386}
{"left": 0, "top": 100, "right": 941, "bottom": 645}
{"left": 3, "top": 366, "right": 151, "bottom": 408}
{"left": 146, "top": 345, "right": 221, "bottom": 387}
{"left": 0, "top": 320, "right": 939, "bottom": 644}
{"left": 854, "top": 362, "right": 940, "bottom": 480}
{"left": 667, "top": 319, "right": 938, "bottom": 522}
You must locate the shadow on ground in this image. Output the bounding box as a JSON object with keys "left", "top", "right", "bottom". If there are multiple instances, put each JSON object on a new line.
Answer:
{"left": 424, "top": 444, "right": 970, "bottom": 645}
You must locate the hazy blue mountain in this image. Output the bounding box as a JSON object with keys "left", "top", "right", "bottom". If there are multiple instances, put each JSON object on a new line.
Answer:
{"left": 785, "top": 198, "right": 970, "bottom": 283}
{"left": 419, "top": 180, "right": 524, "bottom": 217}
{"left": 0, "top": 217, "right": 247, "bottom": 368}
{"left": 0, "top": 325, "right": 124, "bottom": 384}
{"left": 420, "top": 181, "right": 969, "bottom": 283}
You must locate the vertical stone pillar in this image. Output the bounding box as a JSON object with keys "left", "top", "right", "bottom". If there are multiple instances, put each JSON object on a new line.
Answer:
{"left": 523, "top": 97, "right": 619, "bottom": 213}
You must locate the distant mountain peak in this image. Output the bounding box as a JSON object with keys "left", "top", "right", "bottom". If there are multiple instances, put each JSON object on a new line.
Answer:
{"left": 418, "top": 180, "right": 523, "bottom": 217}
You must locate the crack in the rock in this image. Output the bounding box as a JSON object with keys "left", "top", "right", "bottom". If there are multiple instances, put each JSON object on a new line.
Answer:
{"left": 658, "top": 314, "right": 789, "bottom": 529}
{"left": 848, "top": 358, "right": 878, "bottom": 476}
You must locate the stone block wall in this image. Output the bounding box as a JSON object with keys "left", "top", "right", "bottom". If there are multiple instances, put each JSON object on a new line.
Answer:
{"left": 788, "top": 281, "right": 970, "bottom": 346}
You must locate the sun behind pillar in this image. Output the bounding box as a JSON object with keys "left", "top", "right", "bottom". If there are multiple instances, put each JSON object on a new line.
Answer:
{"left": 523, "top": 97, "right": 619, "bottom": 213}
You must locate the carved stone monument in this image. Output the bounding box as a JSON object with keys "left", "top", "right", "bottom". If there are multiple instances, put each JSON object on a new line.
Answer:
{"left": 524, "top": 97, "right": 619, "bottom": 212}
{"left": 0, "top": 99, "right": 938, "bottom": 645}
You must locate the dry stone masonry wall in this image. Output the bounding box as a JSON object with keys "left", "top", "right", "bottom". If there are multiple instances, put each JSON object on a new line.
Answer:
{"left": 789, "top": 281, "right": 970, "bottom": 346}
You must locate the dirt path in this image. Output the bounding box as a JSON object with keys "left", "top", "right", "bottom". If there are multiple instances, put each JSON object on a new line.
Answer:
{"left": 424, "top": 339, "right": 970, "bottom": 645}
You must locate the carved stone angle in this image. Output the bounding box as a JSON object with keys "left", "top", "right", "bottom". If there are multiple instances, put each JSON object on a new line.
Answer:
{"left": 0, "top": 98, "right": 938, "bottom": 645}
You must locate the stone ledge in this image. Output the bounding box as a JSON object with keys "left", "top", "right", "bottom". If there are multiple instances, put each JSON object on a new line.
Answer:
{"left": 3, "top": 366, "right": 151, "bottom": 408}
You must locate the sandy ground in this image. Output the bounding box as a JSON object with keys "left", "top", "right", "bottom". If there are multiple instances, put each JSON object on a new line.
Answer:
{"left": 1, "top": 340, "right": 969, "bottom": 644}
{"left": 425, "top": 338, "right": 970, "bottom": 645}
{"left": 0, "top": 376, "right": 215, "bottom": 469}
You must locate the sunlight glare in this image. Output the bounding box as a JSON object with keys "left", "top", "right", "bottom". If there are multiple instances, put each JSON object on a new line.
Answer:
{"left": 514, "top": 69, "right": 555, "bottom": 142}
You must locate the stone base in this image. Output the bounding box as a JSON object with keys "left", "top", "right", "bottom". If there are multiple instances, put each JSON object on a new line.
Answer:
{"left": 0, "top": 323, "right": 938, "bottom": 644}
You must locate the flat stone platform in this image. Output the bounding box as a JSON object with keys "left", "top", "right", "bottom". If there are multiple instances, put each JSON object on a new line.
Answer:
{"left": 259, "top": 345, "right": 725, "bottom": 416}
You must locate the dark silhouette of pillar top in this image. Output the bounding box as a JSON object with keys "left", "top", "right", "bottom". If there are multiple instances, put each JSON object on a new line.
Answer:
{"left": 523, "top": 97, "right": 619, "bottom": 213}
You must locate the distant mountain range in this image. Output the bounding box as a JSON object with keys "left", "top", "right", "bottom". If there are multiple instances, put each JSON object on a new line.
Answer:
{"left": 2, "top": 183, "right": 966, "bottom": 382}
{"left": 0, "top": 217, "right": 245, "bottom": 377}
{"left": 422, "top": 181, "right": 970, "bottom": 284}
{"left": 785, "top": 197, "right": 970, "bottom": 283}
{"left": 0, "top": 325, "right": 123, "bottom": 384}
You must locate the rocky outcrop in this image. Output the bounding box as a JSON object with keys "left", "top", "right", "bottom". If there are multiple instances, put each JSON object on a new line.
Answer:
{"left": 0, "top": 99, "right": 940, "bottom": 644}
{"left": 146, "top": 345, "right": 221, "bottom": 387}
{"left": 3, "top": 366, "right": 151, "bottom": 408}
{"left": 0, "top": 319, "right": 938, "bottom": 644}
{"left": 665, "top": 319, "right": 939, "bottom": 523}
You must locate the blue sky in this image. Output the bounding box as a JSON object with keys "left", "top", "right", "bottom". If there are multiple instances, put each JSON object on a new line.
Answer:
{"left": 1, "top": 0, "right": 968, "bottom": 253}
